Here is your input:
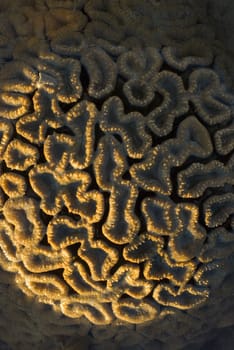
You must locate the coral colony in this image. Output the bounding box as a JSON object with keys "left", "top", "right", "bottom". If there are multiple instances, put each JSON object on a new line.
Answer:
{"left": 0, "top": 0, "right": 233, "bottom": 349}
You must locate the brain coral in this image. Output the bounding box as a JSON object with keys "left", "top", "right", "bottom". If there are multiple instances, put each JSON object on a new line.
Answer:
{"left": 0, "top": 0, "right": 234, "bottom": 349}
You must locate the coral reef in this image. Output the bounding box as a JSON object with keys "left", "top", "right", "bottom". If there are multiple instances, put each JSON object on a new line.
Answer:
{"left": 0, "top": 0, "right": 234, "bottom": 349}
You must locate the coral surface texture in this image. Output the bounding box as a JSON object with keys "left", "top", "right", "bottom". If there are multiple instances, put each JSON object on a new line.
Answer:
{"left": 0, "top": 0, "right": 233, "bottom": 349}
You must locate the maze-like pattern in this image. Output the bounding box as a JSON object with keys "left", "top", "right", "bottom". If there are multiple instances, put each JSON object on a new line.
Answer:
{"left": 0, "top": 1, "right": 234, "bottom": 349}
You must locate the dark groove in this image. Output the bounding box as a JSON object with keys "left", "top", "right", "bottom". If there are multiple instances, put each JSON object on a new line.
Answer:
{"left": 37, "top": 144, "right": 47, "bottom": 163}
{"left": 93, "top": 191, "right": 110, "bottom": 240}
{"left": 40, "top": 231, "right": 51, "bottom": 246}
{"left": 66, "top": 243, "right": 81, "bottom": 257}
{"left": 127, "top": 156, "right": 142, "bottom": 166}
{"left": 58, "top": 101, "right": 77, "bottom": 114}
{"left": 109, "top": 247, "right": 129, "bottom": 276}
{"left": 113, "top": 133, "right": 122, "bottom": 143}
{"left": 122, "top": 170, "right": 131, "bottom": 180}
{"left": 81, "top": 7, "right": 92, "bottom": 23}
{"left": 94, "top": 122, "right": 105, "bottom": 152}
{"left": 58, "top": 206, "right": 81, "bottom": 222}
{"left": 80, "top": 64, "right": 89, "bottom": 94}
{"left": 56, "top": 125, "right": 76, "bottom": 136}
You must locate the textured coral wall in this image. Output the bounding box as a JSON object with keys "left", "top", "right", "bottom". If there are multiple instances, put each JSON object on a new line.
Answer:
{"left": 0, "top": 1, "right": 233, "bottom": 349}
